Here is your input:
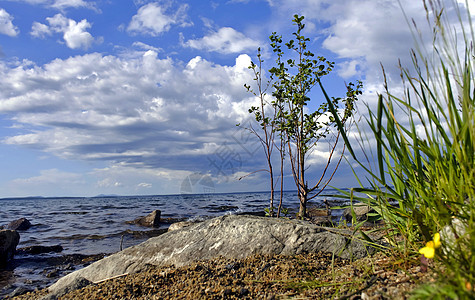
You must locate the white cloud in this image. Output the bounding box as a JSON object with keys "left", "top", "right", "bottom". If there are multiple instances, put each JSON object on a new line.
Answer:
{"left": 8, "top": 0, "right": 96, "bottom": 10}
{"left": 184, "top": 27, "right": 261, "bottom": 54}
{"left": 51, "top": 0, "right": 93, "bottom": 10}
{"left": 31, "top": 14, "right": 95, "bottom": 49}
{"left": 132, "top": 41, "right": 162, "bottom": 52}
{"left": 137, "top": 182, "right": 152, "bottom": 188}
{"left": 127, "top": 2, "right": 191, "bottom": 36}
{"left": 91, "top": 164, "right": 194, "bottom": 195}
{"left": 0, "top": 52, "right": 256, "bottom": 174}
{"left": 10, "top": 168, "right": 82, "bottom": 185}
{"left": 458, "top": 0, "right": 475, "bottom": 15}
{"left": 0, "top": 8, "right": 19, "bottom": 37}
{"left": 31, "top": 22, "right": 52, "bottom": 38}
{"left": 97, "top": 178, "right": 123, "bottom": 188}
{"left": 6, "top": 168, "right": 85, "bottom": 196}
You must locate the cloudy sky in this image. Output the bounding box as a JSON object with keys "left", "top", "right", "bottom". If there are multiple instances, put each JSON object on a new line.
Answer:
{"left": 0, "top": 0, "right": 472, "bottom": 197}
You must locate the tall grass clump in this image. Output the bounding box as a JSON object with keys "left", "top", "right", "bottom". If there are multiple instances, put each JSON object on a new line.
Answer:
{"left": 326, "top": 0, "right": 474, "bottom": 297}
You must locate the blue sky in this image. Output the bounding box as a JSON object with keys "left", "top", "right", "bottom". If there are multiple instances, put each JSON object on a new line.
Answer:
{"left": 0, "top": 0, "right": 472, "bottom": 197}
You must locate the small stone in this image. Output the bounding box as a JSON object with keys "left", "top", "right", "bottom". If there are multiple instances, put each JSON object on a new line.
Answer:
{"left": 239, "top": 288, "right": 249, "bottom": 296}
{"left": 223, "top": 288, "right": 233, "bottom": 295}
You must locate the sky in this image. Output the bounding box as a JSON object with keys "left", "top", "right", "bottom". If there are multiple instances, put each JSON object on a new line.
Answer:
{"left": 0, "top": 0, "right": 472, "bottom": 198}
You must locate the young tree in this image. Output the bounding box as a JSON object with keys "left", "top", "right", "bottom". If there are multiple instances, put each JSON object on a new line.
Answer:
{"left": 269, "top": 15, "right": 362, "bottom": 218}
{"left": 242, "top": 49, "right": 279, "bottom": 216}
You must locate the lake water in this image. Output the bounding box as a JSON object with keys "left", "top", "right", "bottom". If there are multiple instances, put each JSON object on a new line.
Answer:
{"left": 0, "top": 190, "right": 349, "bottom": 297}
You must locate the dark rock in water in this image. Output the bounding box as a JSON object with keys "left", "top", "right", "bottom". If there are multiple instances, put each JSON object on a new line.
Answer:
{"left": 343, "top": 204, "right": 375, "bottom": 222}
{"left": 0, "top": 230, "right": 20, "bottom": 268}
{"left": 47, "top": 214, "right": 378, "bottom": 296}
{"left": 17, "top": 245, "right": 63, "bottom": 255}
{"left": 7, "top": 218, "right": 32, "bottom": 231}
{"left": 205, "top": 205, "right": 239, "bottom": 212}
{"left": 45, "top": 269, "right": 60, "bottom": 278}
{"left": 127, "top": 210, "right": 161, "bottom": 228}
{"left": 236, "top": 211, "right": 266, "bottom": 217}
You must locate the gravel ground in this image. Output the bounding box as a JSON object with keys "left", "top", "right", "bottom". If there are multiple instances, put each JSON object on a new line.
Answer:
{"left": 12, "top": 250, "right": 437, "bottom": 300}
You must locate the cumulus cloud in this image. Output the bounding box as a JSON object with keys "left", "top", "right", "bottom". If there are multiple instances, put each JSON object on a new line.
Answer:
{"left": 184, "top": 27, "right": 261, "bottom": 54}
{"left": 127, "top": 2, "right": 191, "bottom": 36}
{"left": 0, "top": 8, "right": 19, "bottom": 37}
{"left": 0, "top": 52, "right": 259, "bottom": 176}
{"left": 31, "top": 14, "right": 95, "bottom": 49}
{"left": 31, "top": 22, "right": 52, "bottom": 38}
{"left": 8, "top": 0, "right": 96, "bottom": 10}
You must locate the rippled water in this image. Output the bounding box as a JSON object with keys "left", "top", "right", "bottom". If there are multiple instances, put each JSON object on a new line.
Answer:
{"left": 0, "top": 190, "right": 349, "bottom": 296}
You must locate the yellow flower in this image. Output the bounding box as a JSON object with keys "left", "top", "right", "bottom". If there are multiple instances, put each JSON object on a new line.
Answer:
{"left": 419, "top": 233, "right": 441, "bottom": 259}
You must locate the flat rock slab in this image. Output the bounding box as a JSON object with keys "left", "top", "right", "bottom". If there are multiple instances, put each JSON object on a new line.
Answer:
{"left": 48, "top": 214, "right": 375, "bottom": 296}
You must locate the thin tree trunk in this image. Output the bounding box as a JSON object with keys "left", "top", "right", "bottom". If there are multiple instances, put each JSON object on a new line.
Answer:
{"left": 277, "top": 136, "right": 284, "bottom": 218}
{"left": 269, "top": 163, "right": 274, "bottom": 216}
{"left": 298, "top": 187, "right": 308, "bottom": 218}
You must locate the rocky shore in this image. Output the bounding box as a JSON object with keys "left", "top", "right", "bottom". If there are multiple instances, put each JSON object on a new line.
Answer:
{"left": 2, "top": 207, "right": 437, "bottom": 299}
{"left": 13, "top": 250, "right": 435, "bottom": 299}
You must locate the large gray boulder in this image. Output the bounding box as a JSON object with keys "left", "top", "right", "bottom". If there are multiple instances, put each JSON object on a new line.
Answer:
{"left": 0, "top": 229, "right": 20, "bottom": 268}
{"left": 48, "top": 214, "right": 375, "bottom": 296}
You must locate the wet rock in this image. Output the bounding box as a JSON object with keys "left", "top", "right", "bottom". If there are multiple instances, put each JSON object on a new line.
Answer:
{"left": 48, "top": 215, "right": 377, "bottom": 295}
{"left": 127, "top": 210, "right": 161, "bottom": 228}
{"left": 0, "top": 230, "right": 20, "bottom": 268}
{"left": 45, "top": 269, "right": 60, "bottom": 278}
{"left": 17, "top": 245, "right": 63, "bottom": 255}
{"left": 6, "top": 218, "right": 32, "bottom": 231}
{"left": 9, "top": 286, "right": 32, "bottom": 297}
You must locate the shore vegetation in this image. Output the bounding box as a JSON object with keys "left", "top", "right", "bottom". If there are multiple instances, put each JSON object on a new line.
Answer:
{"left": 327, "top": 0, "right": 474, "bottom": 298}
